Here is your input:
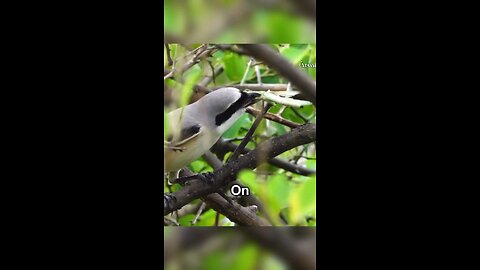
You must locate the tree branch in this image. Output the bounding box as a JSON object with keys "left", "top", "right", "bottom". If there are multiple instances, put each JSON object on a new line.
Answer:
{"left": 229, "top": 103, "right": 272, "bottom": 163}
{"left": 242, "top": 228, "right": 316, "bottom": 270}
{"left": 203, "top": 151, "right": 275, "bottom": 225}
{"left": 164, "top": 45, "right": 217, "bottom": 81}
{"left": 213, "top": 140, "right": 316, "bottom": 176}
{"left": 213, "top": 83, "right": 290, "bottom": 92}
{"left": 202, "top": 193, "right": 269, "bottom": 226}
{"left": 237, "top": 44, "right": 316, "bottom": 104}
{"left": 164, "top": 123, "right": 316, "bottom": 215}
{"left": 246, "top": 107, "right": 301, "bottom": 128}
{"left": 164, "top": 227, "right": 316, "bottom": 270}
{"left": 178, "top": 167, "right": 269, "bottom": 226}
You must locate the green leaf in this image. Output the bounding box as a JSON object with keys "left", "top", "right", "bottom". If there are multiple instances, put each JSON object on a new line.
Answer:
{"left": 223, "top": 51, "right": 253, "bottom": 82}
{"left": 272, "top": 121, "right": 288, "bottom": 135}
{"left": 288, "top": 175, "right": 316, "bottom": 224}
{"left": 223, "top": 114, "right": 250, "bottom": 138}
{"left": 281, "top": 107, "right": 303, "bottom": 123}
{"left": 267, "top": 103, "right": 284, "bottom": 114}
{"left": 298, "top": 104, "right": 315, "bottom": 118}
{"left": 180, "top": 66, "right": 202, "bottom": 107}
{"left": 178, "top": 214, "right": 196, "bottom": 226}
{"left": 194, "top": 209, "right": 217, "bottom": 226}
{"left": 164, "top": 77, "right": 177, "bottom": 88}
{"left": 238, "top": 169, "right": 259, "bottom": 194}
{"left": 306, "top": 159, "right": 316, "bottom": 170}
{"left": 267, "top": 174, "right": 291, "bottom": 220}
{"left": 170, "top": 183, "right": 183, "bottom": 192}
{"left": 280, "top": 45, "right": 311, "bottom": 66}
{"left": 189, "top": 160, "right": 205, "bottom": 172}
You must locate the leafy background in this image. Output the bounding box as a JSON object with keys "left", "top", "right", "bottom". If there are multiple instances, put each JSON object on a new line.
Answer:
{"left": 164, "top": 227, "right": 315, "bottom": 270}
{"left": 164, "top": 0, "right": 316, "bottom": 43}
{"left": 164, "top": 44, "right": 316, "bottom": 226}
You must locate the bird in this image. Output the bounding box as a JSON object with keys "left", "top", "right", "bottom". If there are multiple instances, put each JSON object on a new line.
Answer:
{"left": 164, "top": 87, "right": 261, "bottom": 184}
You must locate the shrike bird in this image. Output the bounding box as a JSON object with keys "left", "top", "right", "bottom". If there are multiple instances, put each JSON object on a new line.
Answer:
{"left": 164, "top": 87, "right": 261, "bottom": 184}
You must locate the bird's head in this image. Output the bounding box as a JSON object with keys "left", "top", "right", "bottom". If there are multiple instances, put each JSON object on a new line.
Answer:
{"left": 197, "top": 87, "right": 261, "bottom": 134}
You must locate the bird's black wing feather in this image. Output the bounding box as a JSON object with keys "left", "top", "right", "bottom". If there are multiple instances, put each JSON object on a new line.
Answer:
{"left": 166, "top": 124, "right": 201, "bottom": 146}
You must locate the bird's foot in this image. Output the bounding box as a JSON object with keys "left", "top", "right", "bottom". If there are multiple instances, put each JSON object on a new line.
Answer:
{"left": 175, "top": 172, "right": 215, "bottom": 186}
{"left": 164, "top": 193, "right": 177, "bottom": 213}
{"left": 197, "top": 172, "right": 215, "bottom": 185}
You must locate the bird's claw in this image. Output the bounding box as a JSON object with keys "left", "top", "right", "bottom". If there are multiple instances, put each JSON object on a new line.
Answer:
{"left": 197, "top": 172, "right": 215, "bottom": 185}
{"left": 164, "top": 193, "right": 177, "bottom": 212}
{"left": 175, "top": 172, "right": 215, "bottom": 186}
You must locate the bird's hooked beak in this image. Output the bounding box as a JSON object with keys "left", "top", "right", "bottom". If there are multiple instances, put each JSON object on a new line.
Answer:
{"left": 243, "top": 92, "right": 261, "bottom": 107}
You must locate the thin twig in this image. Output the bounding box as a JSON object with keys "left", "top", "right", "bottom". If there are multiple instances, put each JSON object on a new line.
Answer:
{"left": 191, "top": 202, "right": 206, "bottom": 225}
{"left": 240, "top": 58, "right": 254, "bottom": 85}
{"left": 179, "top": 45, "right": 207, "bottom": 73}
{"left": 213, "top": 84, "right": 290, "bottom": 92}
{"left": 164, "top": 216, "right": 180, "bottom": 226}
{"left": 164, "top": 69, "right": 172, "bottom": 77}
{"left": 237, "top": 44, "right": 316, "bottom": 104}
{"left": 229, "top": 103, "right": 272, "bottom": 163}
{"left": 246, "top": 107, "right": 301, "bottom": 128}
{"left": 214, "top": 212, "right": 220, "bottom": 226}
{"left": 293, "top": 145, "right": 308, "bottom": 164}
{"left": 164, "top": 70, "right": 175, "bottom": 80}
{"left": 199, "top": 66, "right": 223, "bottom": 87}
{"left": 255, "top": 65, "right": 262, "bottom": 85}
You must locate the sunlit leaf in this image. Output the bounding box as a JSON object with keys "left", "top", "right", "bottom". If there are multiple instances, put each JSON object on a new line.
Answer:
{"left": 223, "top": 51, "right": 253, "bottom": 82}
{"left": 189, "top": 160, "right": 205, "bottom": 172}
{"left": 195, "top": 209, "right": 218, "bottom": 226}
{"left": 238, "top": 169, "right": 259, "bottom": 194}
{"left": 267, "top": 174, "right": 291, "bottom": 221}
{"left": 180, "top": 66, "right": 202, "bottom": 107}
{"left": 280, "top": 45, "right": 310, "bottom": 66}
{"left": 223, "top": 114, "right": 250, "bottom": 138}
{"left": 289, "top": 176, "right": 316, "bottom": 224}
{"left": 178, "top": 214, "right": 196, "bottom": 226}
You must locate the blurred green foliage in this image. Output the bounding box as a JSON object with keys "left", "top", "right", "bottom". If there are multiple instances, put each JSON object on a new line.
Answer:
{"left": 164, "top": 227, "right": 313, "bottom": 270}
{"left": 164, "top": 0, "right": 316, "bottom": 43}
{"left": 164, "top": 44, "right": 316, "bottom": 226}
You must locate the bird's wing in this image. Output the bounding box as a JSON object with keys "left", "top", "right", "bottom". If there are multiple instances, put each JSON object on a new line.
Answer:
{"left": 166, "top": 123, "right": 202, "bottom": 147}
{"left": 165, "top": 105, "right": 204, "bottom": 148}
